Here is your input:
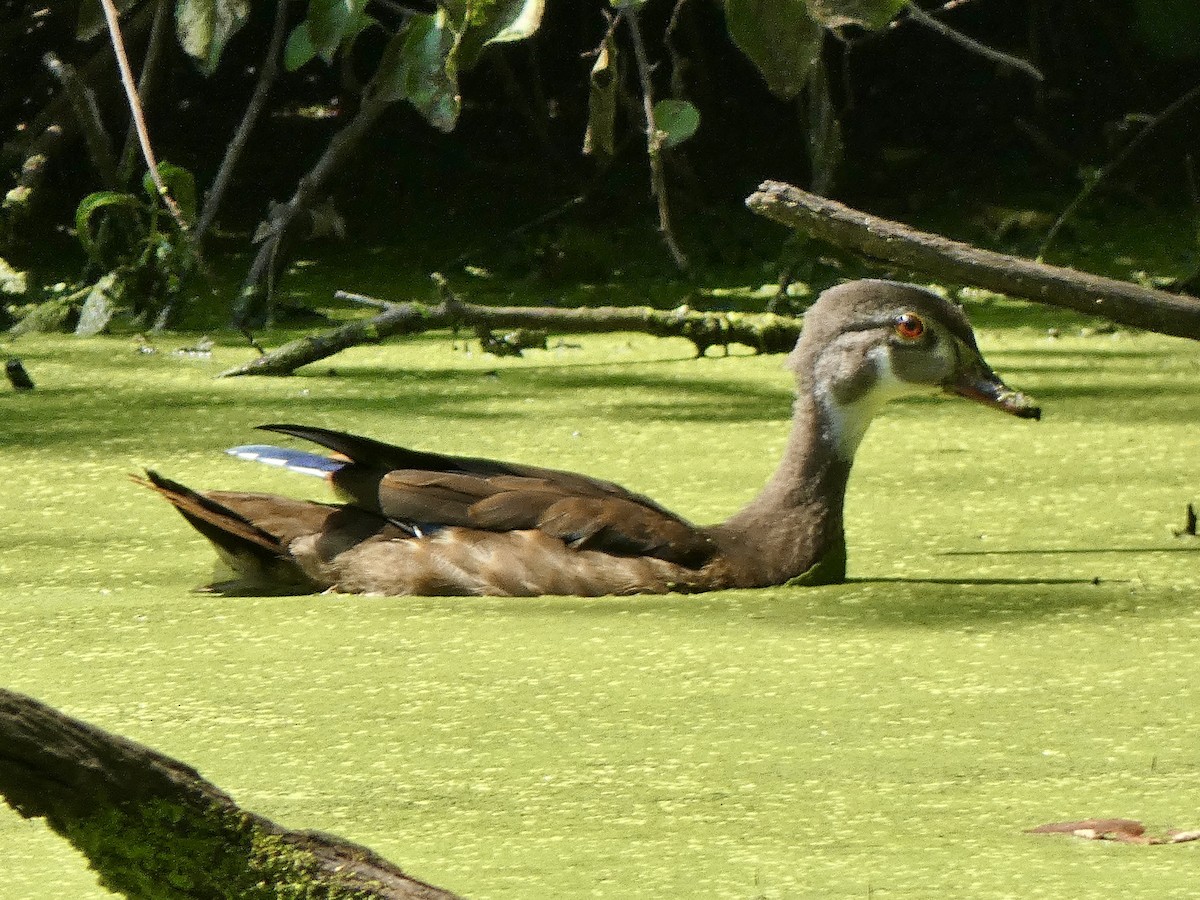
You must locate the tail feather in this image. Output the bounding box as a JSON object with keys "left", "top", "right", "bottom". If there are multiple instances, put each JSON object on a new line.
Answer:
{"left": 132, "top": 471, "right": 311, "bottom": 592}
{"left": 256, "top": 423, "right": 520, "bottom": 477}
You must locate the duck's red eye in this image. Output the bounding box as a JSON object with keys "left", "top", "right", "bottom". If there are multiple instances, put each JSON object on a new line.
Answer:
{"left": 895, "top": 313, "right": 925, "bottom": 340}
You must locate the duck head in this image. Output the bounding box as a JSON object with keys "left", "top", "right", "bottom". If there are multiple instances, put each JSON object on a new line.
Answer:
{"left": 790, "top": 280, "right": 1040, "bottom": 458}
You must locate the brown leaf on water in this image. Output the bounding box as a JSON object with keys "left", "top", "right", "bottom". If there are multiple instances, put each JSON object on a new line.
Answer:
{"left": 1028, "top": 819, "right": 1200, "bottom": 845}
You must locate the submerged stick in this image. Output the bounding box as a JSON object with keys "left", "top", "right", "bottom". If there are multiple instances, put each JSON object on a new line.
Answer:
{"left": 747, "top": 180, "right": 1200, "bottom": 342}
{"left": 0, "top": 688, "right": 462, "bottom": 899}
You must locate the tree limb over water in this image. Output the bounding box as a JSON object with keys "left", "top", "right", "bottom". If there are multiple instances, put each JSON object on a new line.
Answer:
{"left": 0, "top": 688, "right": 462, "bottom": 899}
{"left": 747, "top": 180, "right": 1200, "bottom": 342}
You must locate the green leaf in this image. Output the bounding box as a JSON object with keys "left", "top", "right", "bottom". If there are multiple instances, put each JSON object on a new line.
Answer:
{"left": 453, "top": 0, "right": 546, "bottom": 70}
{"left": 724, "top": 0, "right": 823, "bottom": 99}
{"left": 175, "top": 0, "right": 251, "bottom": 75}
{"left": 75, "top": 191, "right": 145, "bottom": 264}
{"left": 653, "top": 99, "right": 700, "bottom": 148}
{"left": 142, "top": 162, "right": 198, "bottom": 223}
{"left": 284, "top": 23, "right": 317, "bottom": 71}
{"left": 805, "top": 0, "right": 906, "bottom": 29}
{"left": 484, "top": 0, "right": 544, "bottom": 44}
{"left": 307, "top": 0, "right": 369, "bottom": 62}
{"left": 307, "top": 0, "right": 348, "bottom": 59}
{"left": 374, "top": 13, "right": 462, "bottom": 132}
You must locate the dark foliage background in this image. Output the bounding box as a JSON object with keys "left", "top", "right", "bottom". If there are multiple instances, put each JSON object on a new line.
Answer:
{"left": 1, "top": 0, "right": 1198, "bottom": 328}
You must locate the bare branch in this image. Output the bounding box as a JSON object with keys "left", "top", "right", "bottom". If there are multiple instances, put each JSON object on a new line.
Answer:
{"left": 98, "top": 0, "right": 191, "bottom": 233}
{"left": 904, "top": 1, "right": 1043, "bottom": 82}
{"left": 195, "top": 0, "right": 292, "bottom": 244}
{"left": 42, "top": 53, "right": 119, "bottom": 188}
{"left": 625, "top": 10, "right": 689, "bottom": 272}
{"left": 1039, "top": 80, "right": 1200, "bottom": 259}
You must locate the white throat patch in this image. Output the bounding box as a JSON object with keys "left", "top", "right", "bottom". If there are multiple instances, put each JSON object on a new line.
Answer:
{"left": 818, "top": 347, "right": 928, "bottom": 459}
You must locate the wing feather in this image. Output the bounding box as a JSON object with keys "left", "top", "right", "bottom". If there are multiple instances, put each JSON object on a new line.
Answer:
{"left": 257, "top": 423, "right": 717, "bottom": 568}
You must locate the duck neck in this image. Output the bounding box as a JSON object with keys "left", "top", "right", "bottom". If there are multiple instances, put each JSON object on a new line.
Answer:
{"left": 714, "top": 387, "right": 863, "bottom": 586}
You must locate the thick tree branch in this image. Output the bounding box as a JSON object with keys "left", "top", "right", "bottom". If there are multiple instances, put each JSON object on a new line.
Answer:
{"left": 218, "top": 280, "right": 801, "bottom": 377}
{"left": 234, "top": 87, "right": 394, "bottom": 327}
{"left": 746, "top": 180, "right": 1200, "bottom": 341}
{"left": 0, "top": 688, "right": 462, "bottom": 900}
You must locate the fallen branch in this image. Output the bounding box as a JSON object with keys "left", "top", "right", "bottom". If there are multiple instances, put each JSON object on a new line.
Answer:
{"left": 746, "top": 180, "right": 1200, "bottom": 342}
{"left": 0, "top": 688, "right": 462, "bottom": 899}
{"left": 1027, "top": 818, "right": 1200, "bottom": 845}
{"left": 218, "top": 278, "right": 801, "bottom": 376}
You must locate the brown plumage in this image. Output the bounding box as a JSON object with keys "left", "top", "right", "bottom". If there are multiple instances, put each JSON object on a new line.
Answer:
{"left": 138, "top": 280, "right": 1040, "bottom": 597}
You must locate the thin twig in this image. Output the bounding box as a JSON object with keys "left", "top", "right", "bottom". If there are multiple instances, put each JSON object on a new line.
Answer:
{"left": 1038, "top": 80, "right": 1200, "bottom": 259}
{"left": 444, "top": 194, "right": 585, "bottom": 270}
{"left": 195, "top": 0, "right": 291, "bottom": 244}
{"left": 664, "top": 0, "right": 691, "bottom": 98}
{"left": 886, "top": 0, "right": 981, "bottom": 30}
{"left": 117, "top": 0, "right": 171, "bottom": 185}
{"left": 904, "top": 1, "right": 1043, "bottom": 82}
{"left": 625, "top": 9, "right": 689, "bottom": 272}
{"left": 97, "top": 0, "right": 191, "bottom": 233}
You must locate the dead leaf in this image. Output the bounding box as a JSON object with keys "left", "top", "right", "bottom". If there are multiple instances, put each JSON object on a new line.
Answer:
{"left": 1028, "top": 819, "right": 1200, "bottom": 845}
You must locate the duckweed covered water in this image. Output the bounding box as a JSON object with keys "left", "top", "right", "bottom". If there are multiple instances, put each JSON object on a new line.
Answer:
{"left": 1, "top": 311, "right": 1198, "bottom": 898}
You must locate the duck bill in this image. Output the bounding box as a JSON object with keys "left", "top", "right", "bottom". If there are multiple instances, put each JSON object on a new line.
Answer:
{"left": 947, "top": 370, "right": 1041, "bottom": 420}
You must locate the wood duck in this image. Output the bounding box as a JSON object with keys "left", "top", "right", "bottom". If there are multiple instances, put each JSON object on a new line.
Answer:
{"left": 137, "top": 280, "right": 1040, "bottom": 597}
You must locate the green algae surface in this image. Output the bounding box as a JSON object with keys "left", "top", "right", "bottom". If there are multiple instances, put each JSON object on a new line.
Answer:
{"left": 1, "top": 307, "right": 1199, "bottom": 898}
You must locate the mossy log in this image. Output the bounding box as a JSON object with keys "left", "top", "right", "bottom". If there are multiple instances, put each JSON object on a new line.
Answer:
{"left": 218, "top": 284, "right": 802, "bottom": 377}
{"left": 0, "top": 689, "right": 462, "bottom": 900}
{"left": 746, "top": 180, "right": 1200, "bottom": 342}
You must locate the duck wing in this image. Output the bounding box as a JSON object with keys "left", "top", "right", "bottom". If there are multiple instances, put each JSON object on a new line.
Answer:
{"left": 258, "top": 424, "right": 716, "bottom": 568}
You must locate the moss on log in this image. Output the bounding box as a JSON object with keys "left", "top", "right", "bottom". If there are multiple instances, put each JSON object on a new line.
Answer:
{"left": 0, "top": 689, "right": 462, "bottom": 900}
